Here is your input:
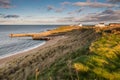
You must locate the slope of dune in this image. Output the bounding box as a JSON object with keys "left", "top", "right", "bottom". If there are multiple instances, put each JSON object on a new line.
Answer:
{"left": 0, "top": 26, "right": 120, "bottom": 80}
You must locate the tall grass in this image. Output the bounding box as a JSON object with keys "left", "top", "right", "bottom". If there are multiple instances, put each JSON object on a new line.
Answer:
{"left": 28, "top": 33, "right": 120, "bottom": 80}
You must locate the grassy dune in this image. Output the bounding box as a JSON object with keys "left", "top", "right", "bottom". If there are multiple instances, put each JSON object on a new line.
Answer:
{"left": 0, "top": 26, "right": 120, "bottom": 80}
{"left": 30, "top": 32, "right": 120, "bottom": 80}
{"left": 10, "top": 26, "right": 80, "bottom": 39}
{"left": 0, "top": 27, "right": 100, "bottom": 80}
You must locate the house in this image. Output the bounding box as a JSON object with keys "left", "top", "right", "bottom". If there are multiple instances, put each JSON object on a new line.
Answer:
{"left": 78, "top": 23, "right": 82, "bottom": 27}
{"left": 95, "top": 23, "right": 105, "bottom": 27}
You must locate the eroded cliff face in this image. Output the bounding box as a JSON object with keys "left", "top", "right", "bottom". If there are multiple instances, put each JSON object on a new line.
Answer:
{"left": 0, "top": 28, "right": 101, "bottom": 80}
{"left": 38, "top": 28, "right": 120, "bottom": 80}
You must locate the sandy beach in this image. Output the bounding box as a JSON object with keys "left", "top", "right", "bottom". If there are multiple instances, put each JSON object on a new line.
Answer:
{"left": 0, "top": 36, "right": 66, "bottom": 67}
{"left": 0, "top": 26, "right": 80, "bottom": 67}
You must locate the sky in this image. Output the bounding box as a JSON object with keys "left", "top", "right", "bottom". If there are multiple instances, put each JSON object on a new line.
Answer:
{"left": 0, "top": 0, "right": 120, "bottom": 25}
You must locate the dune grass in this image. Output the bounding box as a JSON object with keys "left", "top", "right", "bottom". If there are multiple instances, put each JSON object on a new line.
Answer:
{"left": 28, "top": 33, "right": 120, "bottom": 80}
{"left": 10, "top": 26, "right": 80, "bottom": 38}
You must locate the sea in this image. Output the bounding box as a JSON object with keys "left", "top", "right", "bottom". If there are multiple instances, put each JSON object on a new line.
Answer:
{"left": 0, "top": 25, "right": 59, "bottom": 59}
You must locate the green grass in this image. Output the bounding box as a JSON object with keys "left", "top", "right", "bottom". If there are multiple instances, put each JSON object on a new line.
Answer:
{"left": 28, "top": 33, "right": 120, "bottom": 80}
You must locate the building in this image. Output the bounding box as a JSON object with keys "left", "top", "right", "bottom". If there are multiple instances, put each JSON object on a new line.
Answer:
{"left": 78, "top": 23, "right": 82, "bottom": 27}
{"left": 95, "top": 23, "right": 105, "bottom": 27}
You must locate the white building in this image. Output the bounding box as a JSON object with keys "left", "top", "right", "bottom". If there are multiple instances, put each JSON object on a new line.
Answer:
{"left": 78, "top": 23, "right": 82, "bottom": 27}
{"left": 95, "top": 23, "right": 105, "bottom": 27}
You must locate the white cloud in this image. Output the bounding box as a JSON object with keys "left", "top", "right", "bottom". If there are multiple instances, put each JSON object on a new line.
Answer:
{"left": 73, "top": 2, "right": 118, "bottom": 8}
{"left": 47, "top": 5, "right": 64, "bottom": 13}
{"left": 57, "top": 9, "right": 120, "bottom": 23}
{"left": 47, "top": 5, "right": 55, "bottom": 11}
{"left": 108, "top": 0, "right": 120, "bottom": 3}
{"left": 0, "top": 14, "right": 20, "bottom": 18}
{"left": 68, "top": 8, "right": 83, "bottom": 15}
{"left": 80, "top": 9, "right": 120, "bottom": 22}
{"left": 61, "top": 2, "right": 71, "bottom": 5}
{"left": 0, "top": 0, "right": 12, "bottom": 8}
{"left": 0, "top": 16, "right": 71, "bottom": 25}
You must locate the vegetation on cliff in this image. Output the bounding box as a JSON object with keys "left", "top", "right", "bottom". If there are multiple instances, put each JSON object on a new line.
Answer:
{"left": 0, "top": 27, "right": 100, "bottom": 80}
{"left": 0, "top": 26, "right": 120, "bottom": 80}
{"left": 10, "top": 26, "right": 80, "bottom": 39}
{"left": 29, "top": 32, "right": 120, "bottom": 80}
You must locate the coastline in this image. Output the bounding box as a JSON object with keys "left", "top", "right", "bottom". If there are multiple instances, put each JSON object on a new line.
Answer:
{"left": 0, "top": 25, "right": 76, "bottom": 67}
{"left": 0, "top": 36, "right": 66, "bottom": 67}
{"left": 0, "top": 27, "right": 104, "bottom": 80}
{"left": 0, "top": 41, "right": 46, "bottom": 59}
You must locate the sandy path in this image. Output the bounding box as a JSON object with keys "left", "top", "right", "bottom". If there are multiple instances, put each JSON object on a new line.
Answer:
{"left": 0, "top": 36, "right": 66, "bottom": 67}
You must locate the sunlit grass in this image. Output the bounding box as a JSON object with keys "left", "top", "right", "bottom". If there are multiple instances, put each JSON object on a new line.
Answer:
{"left": 90, "top": 34, "right": 120, "bottom": 59}
{"left": 88, "top": 33, "right": 120, "bottom": 80}
{"left": 51, "top": 26, "right": 80, "bottom": 33}
{"left": 11, "top": 26, "right": 81, "bottom": 38}
{"left": 29, "top": 33, "right": 120, "bottom": 80}
{"left": 73, "top": 63, "right": 89, "bottom": 72}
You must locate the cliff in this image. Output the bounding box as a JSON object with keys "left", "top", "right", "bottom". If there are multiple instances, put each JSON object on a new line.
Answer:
{"left": 0, "top": 27, "right": 100, "bottom": 80}
{"left": 0, "top": 26, "right": 120, "bottom": 80}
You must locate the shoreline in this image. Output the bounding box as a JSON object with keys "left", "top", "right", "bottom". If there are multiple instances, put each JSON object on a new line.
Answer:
{"left": 0, "top": 41, "right": 46, "bottom": 59}
{"left": 0, "top": 36, "right": 66, "bottom": 67}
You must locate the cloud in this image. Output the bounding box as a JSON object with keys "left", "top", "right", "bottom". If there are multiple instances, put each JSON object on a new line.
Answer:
{"left": 101, "top": 9, "right": 114, "bottom": 14}
{"left": 61, "top": 2, "right": 71, "bottom": 5}
{"left": 57, "top": 9, "right": 120, "bottom": 23}
{"left": 73, "top": 1, "right": 118, "bottom": 8}
{"left": 108, "top": 0, "right": 120, "bottom": 3}
{"left": 0, "top": 13, "right": 3, "bottom": 16}
{"left": 55, "top": 8, "right": 64, "bottom": 13}
{"left": 47, "top": 5, "right": 64, "bottom": 13}
{"left": 79, "top": 9, "right": 120, "bottom": 22}
{"left": 47, "top": 5, "right": 55, "bottom": 11}
{"left": 0, "top": 0, "right": 12, "bottom": 8}
{"left": 4, "top": 15, "right": 19, "bottom": 18}
{"left": 68, "top": 8, "right": 83, "bottom": 15}
{"left": 57, "top": 17, "right": 79, "bottom": 22}
{"left": 0, "top": 17, "right": 68, "bottom": 25}
{"left": 0, "top": 13, "right": 4, "bottom": 18}
{"left": 86, "top": 0, "right": 91, "bottom": 2}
